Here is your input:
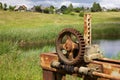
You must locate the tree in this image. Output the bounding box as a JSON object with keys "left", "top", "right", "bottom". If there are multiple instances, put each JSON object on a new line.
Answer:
{"left": 4, "top": 3, "right": 7, "bottom": 10}
{"left": 81, "top": 6, "right": 85, "bottom": 11}
{"left": 34, "top": 5, "right": 42, "bottom": 12}
{"left": 0, "top": 2, "right": 3, "bottom": 10}
{"left": 60, "top": 5, "right": 67, "bottom": 14}
{"left": 73, "top": 6, "right": 85, "bottom": 13}
{"left": 44, "top": 7, "right": 50, "bottom": 14}
{"left": 91, "top": 2, "right": 102, "bottom": 12}
{"left": 49, "top": 5, "right": 55, "bottom": 14}
{"left": 9, "top": 5, "right": 15, "bottom": 11}
{"left": 68, "top": 3, "right": 73, "bottom": 12}
{"left": 97, "top": 3, "right": 102, "bottom": 11}
{"left": 50, "top": 5, "right": 54, "bottom": 10}
{"left": 74, "top": 7, "right": 81, "bottom": 13}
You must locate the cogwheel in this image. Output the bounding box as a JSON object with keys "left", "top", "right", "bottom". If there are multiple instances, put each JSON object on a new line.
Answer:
{"left": 56, "top": 28, "right": 85, "bottom": 65}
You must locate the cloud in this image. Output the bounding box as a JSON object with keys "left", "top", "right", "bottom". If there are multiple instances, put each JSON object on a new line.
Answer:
{"left": 0, "top": 0, "right": 120, "bottom": 9}
{"left": 99, "top": 0, "right": 120, "bottom": 8}
{"left": 0, "top": 0, "right": 33, "bottom": 8}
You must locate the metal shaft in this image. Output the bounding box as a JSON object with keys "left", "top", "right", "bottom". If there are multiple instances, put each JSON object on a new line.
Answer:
{"left": 92, "top": 71, "right": 120, "bottom": 80}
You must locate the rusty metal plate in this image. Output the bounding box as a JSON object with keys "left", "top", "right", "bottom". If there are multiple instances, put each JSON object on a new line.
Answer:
{"left": 40, "top": 53, "right": 58, "bottom": 71}
{"left": 91, "top": 58, "right": 120, "bottom": 80}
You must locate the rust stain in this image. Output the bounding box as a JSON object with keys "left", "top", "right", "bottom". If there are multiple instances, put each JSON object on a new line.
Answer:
{"left": 84, "top": 14, "right": 91, "bottom": 45}
{"left": 40, "top": 53, "right": 58, "bottom": 71}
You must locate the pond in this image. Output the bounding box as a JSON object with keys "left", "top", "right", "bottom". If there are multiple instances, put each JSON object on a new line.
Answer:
{"left": 93, "top": 40, "right": 120, "bottom": 58}
{"left": 50, "top": 39, "right": 120, "bottom": 58}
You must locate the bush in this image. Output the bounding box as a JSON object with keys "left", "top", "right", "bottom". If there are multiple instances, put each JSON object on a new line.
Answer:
{"left": 79, "top": 12, "right": 84, "bottom": 17}
{"left": 44, "top": 8, "right": 50, "bottom": 14}
{"left": 70, "top": 12, "right": 75, "bottom": 15}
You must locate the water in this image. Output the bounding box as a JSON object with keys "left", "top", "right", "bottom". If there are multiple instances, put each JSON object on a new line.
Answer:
{"left": 45, "top": 39, "right": 120, "bottom": 59}
{"left": 93, "top": 40, "right": 120, "bottom": 58}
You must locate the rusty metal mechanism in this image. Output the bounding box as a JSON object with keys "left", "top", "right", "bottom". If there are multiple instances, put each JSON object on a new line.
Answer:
{"left": 40, "top": 14, "right": 120, "bottom": 80}
{"left": 56, "top": 28, "right": 85, "bottom": 65}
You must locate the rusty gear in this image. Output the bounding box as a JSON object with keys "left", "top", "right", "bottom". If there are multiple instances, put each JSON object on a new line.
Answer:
{"left": 56, "top": 28, "right": 85, "bottom": 65}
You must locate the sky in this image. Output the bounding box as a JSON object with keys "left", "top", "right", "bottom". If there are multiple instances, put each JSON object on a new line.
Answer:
{"left": 0, "top": 0, "right": 120, "bottom": 9}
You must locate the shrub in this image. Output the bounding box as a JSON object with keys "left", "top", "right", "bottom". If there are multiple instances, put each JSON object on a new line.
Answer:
{"left": 44, "top": 8, "right": 50, "bottom": 14}
{"left": 70, "top": 12, "right": 75, "bottom": 15}
{"left": 79, "top": 12, "right": 84, "bottom": 17}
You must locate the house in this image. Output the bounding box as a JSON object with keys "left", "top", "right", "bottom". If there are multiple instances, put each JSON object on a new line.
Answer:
{"left": 14, "top": 5, "right": 27, "bottom": 12}
{"left": 31, "top": 6, "right": 36, "bottom": 12}
{"left": 102, "top": 7, "right": 107, "bottom": 12}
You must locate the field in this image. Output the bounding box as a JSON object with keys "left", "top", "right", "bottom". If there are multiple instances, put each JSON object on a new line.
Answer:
{"left": 0, "top": 11, "right": 120, "bottom": 80}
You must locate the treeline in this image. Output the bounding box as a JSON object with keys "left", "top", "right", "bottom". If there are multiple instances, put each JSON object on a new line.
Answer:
{"left": 0, "top": 2, "right": 120, "bottom": 14}
{"left": 0, "top": 2, "right": 15, "bottom": 11}
{"left": 32, "top": 4, "right": 85, "bottom": 14}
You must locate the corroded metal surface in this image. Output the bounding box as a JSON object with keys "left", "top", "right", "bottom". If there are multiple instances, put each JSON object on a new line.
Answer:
{"left": 43, "top": 70, "right": 55, "bottom": 80}
{"left": 91, "top": 59, "right": 120, "bottom": 80}
{"left": 84, "top": 14, "right": 91, "bottom": 46}
{"left": 41, "top": 53, "right": 120, "bottom": 80}
{"left": 92, "top": 71, "right": 120, "bottom": 80}
{"left": 84, "top": 45, "right": 103, "bottom": 62}
{"left": 56, "top": 28, "right": 85, "bottom": 65}
{"left": 40, "top": 53, "right": 58, "bottom": 71}
{"left": 40, "top": 14, "right": 120, "bottom": 80}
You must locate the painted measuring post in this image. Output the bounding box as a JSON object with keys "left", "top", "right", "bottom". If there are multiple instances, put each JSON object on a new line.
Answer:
{"left": 84, "top": 14, "right": 91, "bottom": 46}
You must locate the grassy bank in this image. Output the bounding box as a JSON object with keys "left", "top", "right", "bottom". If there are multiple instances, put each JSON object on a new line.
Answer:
{"left": 0, "top": 11, "right": 120, "bottom": 48}
{"left": 0, "top": 45, "right": 55, "bottom": 80}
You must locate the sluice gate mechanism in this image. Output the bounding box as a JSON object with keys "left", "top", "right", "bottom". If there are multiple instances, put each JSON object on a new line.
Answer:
{"left": 40, "top": 14, "right": 120, "bottom": 80}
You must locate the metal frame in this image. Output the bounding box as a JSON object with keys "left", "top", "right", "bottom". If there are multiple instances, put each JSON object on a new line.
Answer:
{"left": 40, "top": 14, "right": 120, "bottom": 80}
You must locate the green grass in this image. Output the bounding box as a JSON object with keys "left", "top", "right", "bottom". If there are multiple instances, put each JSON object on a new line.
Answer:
{"left": 0, "top": 11, "right": 120, "bottom": 43}
{"left": 0, "top": 11, "right": 120, "bottom": 80}
{"left": 0, "top": 45, "right": 55, "bottom": 80}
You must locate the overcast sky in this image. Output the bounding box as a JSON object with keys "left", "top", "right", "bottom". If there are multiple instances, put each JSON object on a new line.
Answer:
{"left": 0, "top": 0, "right": 120, "bottom": 9}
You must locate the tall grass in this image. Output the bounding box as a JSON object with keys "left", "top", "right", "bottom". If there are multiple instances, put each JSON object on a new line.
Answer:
{"left": 92, "top": 23, "right": 120, "bottom": 39}
{"left": 0, "top": 24, "right": 84, "bottom": 42}
{"left": 0, "top": 45, "right": 55, "bottom": 80}
{"left": 0, "top": 11, "right": 120, "bottom": 44}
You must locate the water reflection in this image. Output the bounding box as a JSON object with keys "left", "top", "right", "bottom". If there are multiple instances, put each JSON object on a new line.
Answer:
{"left": 93, "top": 40, "right": 120, "bottom": 58}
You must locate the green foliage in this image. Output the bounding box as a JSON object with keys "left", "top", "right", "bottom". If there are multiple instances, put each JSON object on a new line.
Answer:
{"left": 60, "top": 5, "right": 68, "bottom": 14}
{"left": 49, "top": 5, "right": 55, "bottom": 14}
{"left": 79, "top": 11, "right": 84, "bottom": 17}
{"left": 9, "top": 5, "right": 15, "bottom": 11}
{"left": 0, "top": 2, "right": 3, "bottom": 10}
{"left": 67, "top": 3, "right": 73, "bottom": 12}
{"left": 3, "top": 3, "right": 7, "bottom": 10}
{"left": 70, "top": 12, "right": 75, "bottom": 15}
{"left": 74, "top": 7, "right": 81, "bottom": 13}
{"left": 91, "top": 2, "right": 102, "bottom": 12}
{"left": 74, "top": 7, "right": 85, "bottom": 13}
{"left": 108, "top": 8, "right": 120, "bottom": 12}
{"left": 44, "top": 7, "right": 50, "bottom": 14}
{"left": 34, "top": 5, "right": 55, "bottom": 14}
{"left": 34, "top": 5, "right": 42, "bottom": 12}
{"left": 0, "top": 49, "right": 43, "bottom": 80}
